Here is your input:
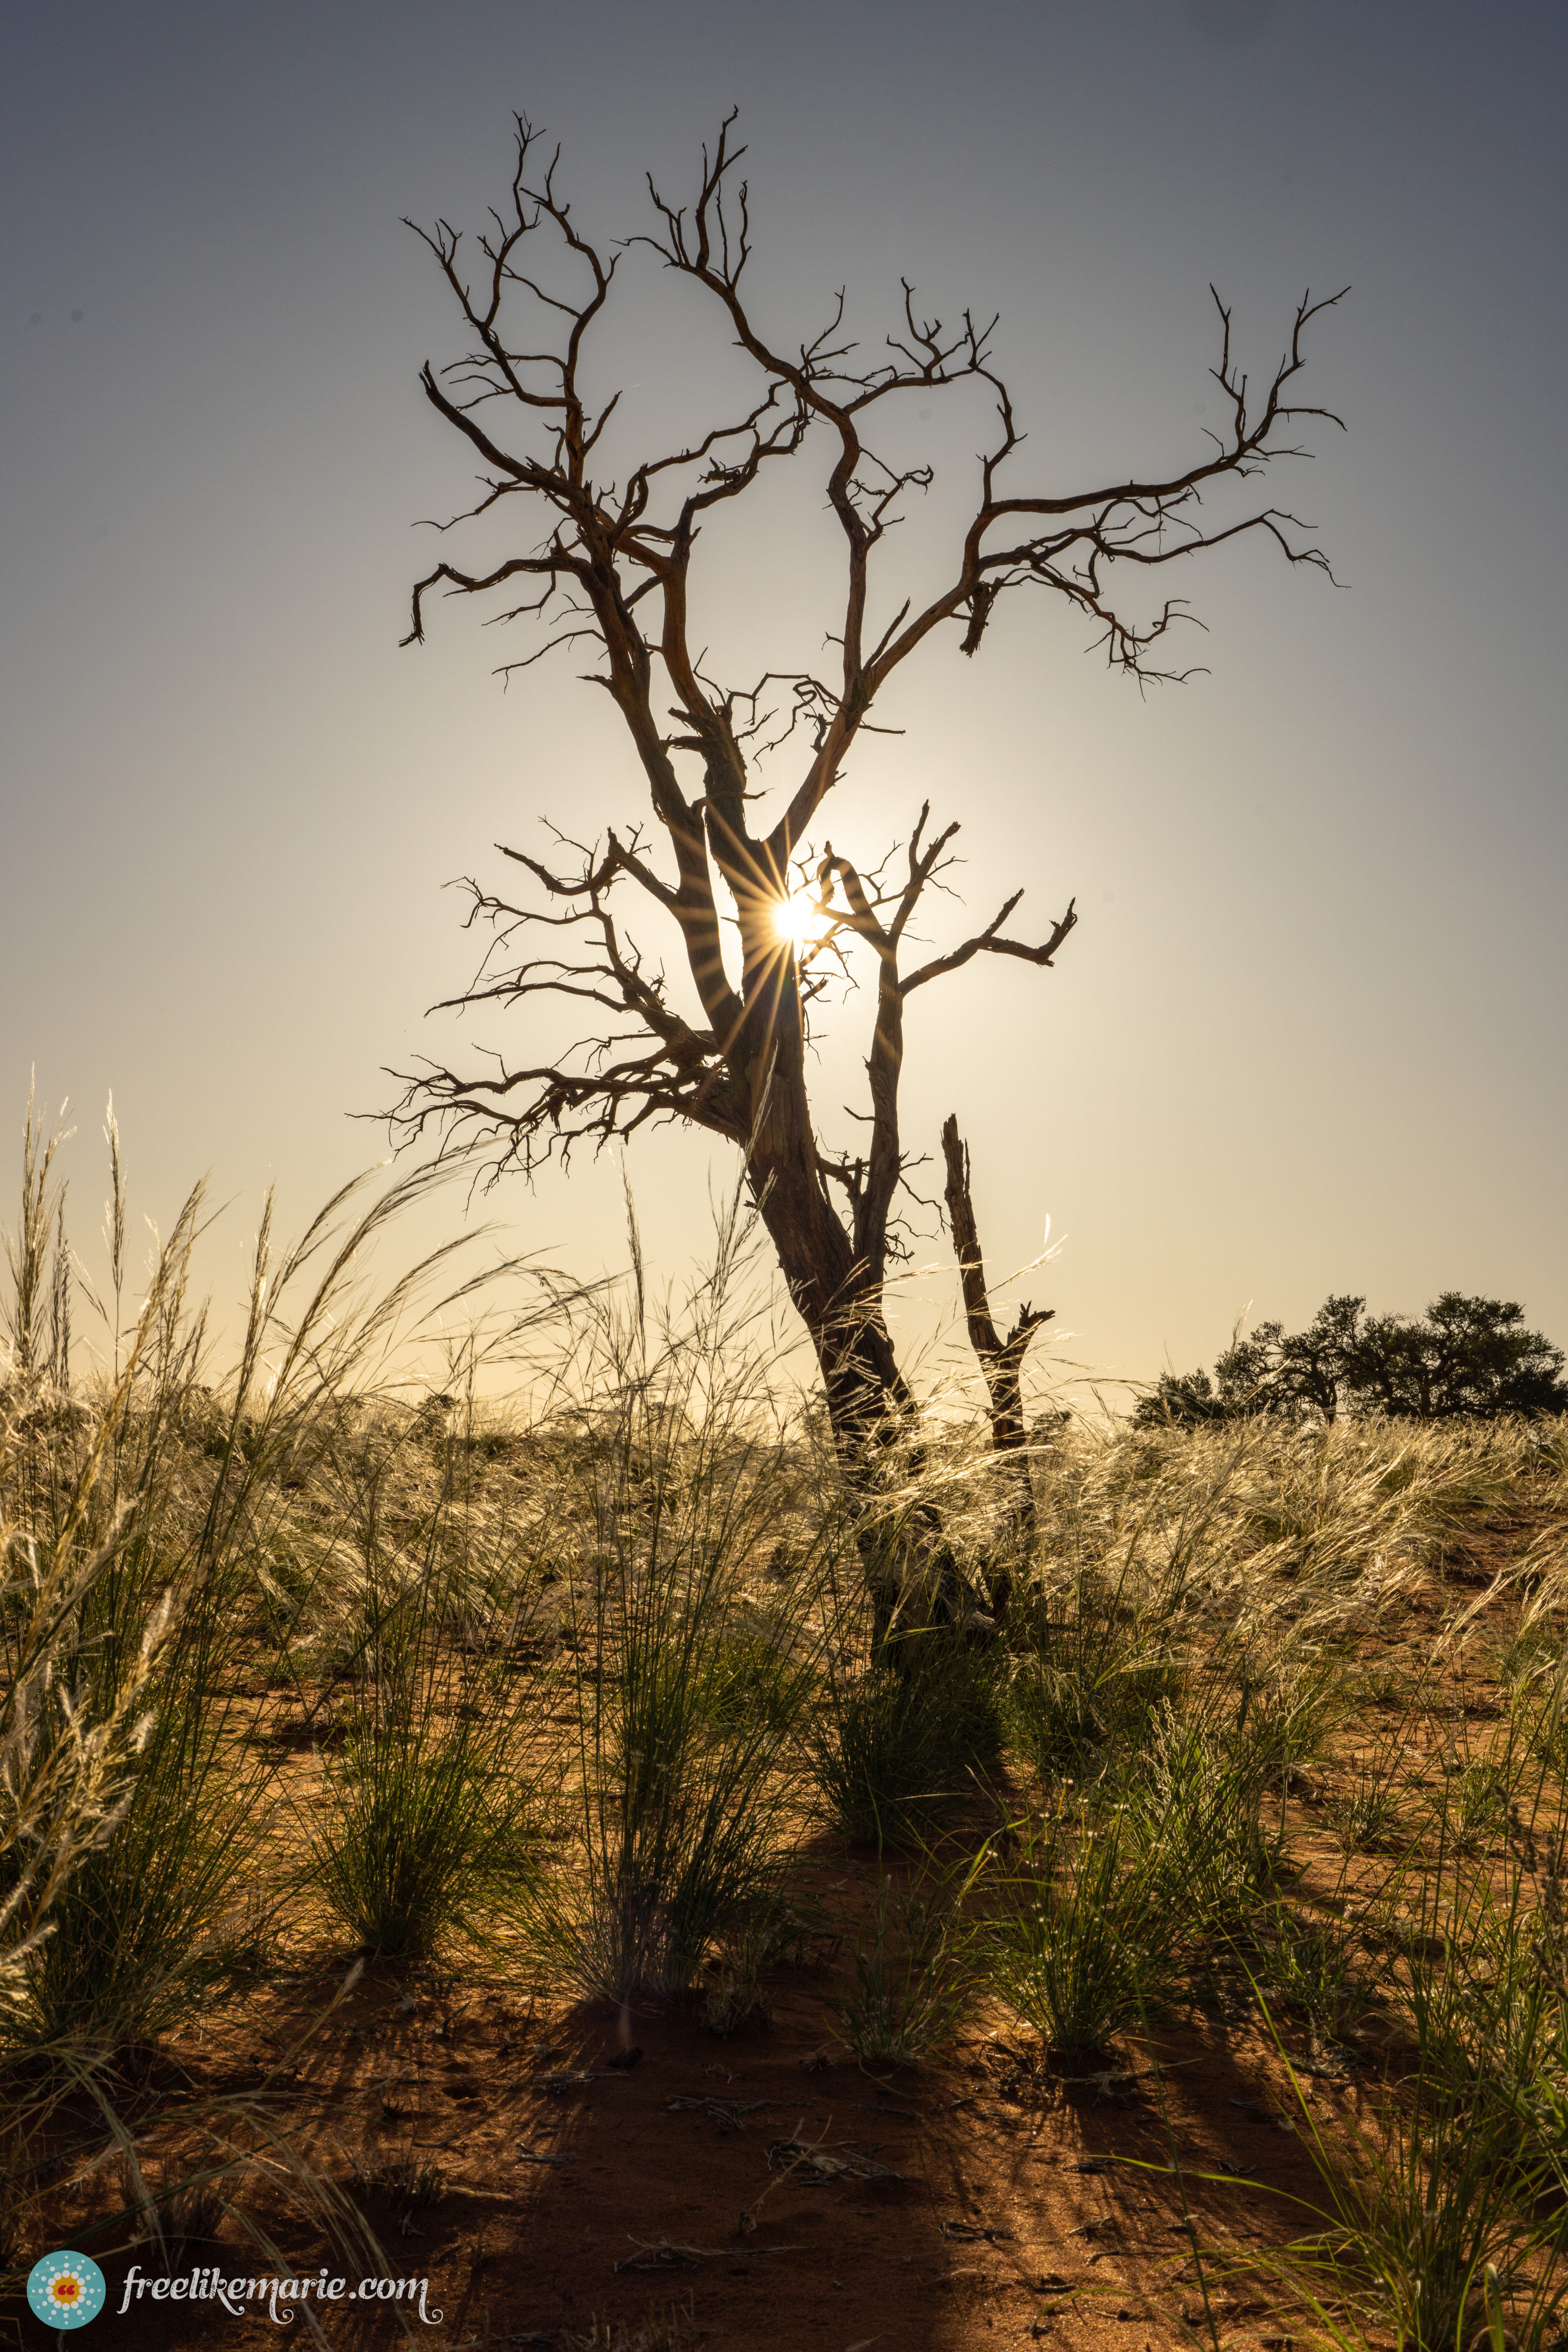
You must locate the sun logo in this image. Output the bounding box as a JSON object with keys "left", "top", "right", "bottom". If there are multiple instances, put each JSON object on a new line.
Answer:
{"left": 26, "top": 2252, "right": 106, "bottom": 2330}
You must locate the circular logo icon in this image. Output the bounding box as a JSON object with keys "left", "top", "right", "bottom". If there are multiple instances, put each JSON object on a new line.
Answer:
{"left": 26, "top": 2253, "right": 106, "bottom": 2330}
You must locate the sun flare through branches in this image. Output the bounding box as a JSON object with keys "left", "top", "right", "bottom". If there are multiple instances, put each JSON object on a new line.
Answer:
{"left": 773, "top": 888, "right": 831, "bottom": 961}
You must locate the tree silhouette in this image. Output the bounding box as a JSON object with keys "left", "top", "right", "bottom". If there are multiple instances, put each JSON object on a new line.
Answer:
{"left": 1136, "top": 1292, "right": 1567, "bottom": 1425}
{"left": 390, "top": 112, "right": 1345, "bottom": 1603}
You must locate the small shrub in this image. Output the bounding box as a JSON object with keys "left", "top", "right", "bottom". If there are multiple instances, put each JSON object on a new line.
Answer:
{"left": 316, "top": 1707, "right": 535, "bottom": 1963}
{"left": 1441, "top": 1758, "right": 1515, "bottom": 1852}
{"left": 1005, "top": 1653, "right": 1105, "bottom": 1776}
{"left": 838, "top": 1852, "right": 988, "bottom": 2066}
{"left": 1256, "top": 1900, "right": 1382, "bottom": 2043}
{"left": 1325, "top": 1741, "right": 1419, "bottom": 1853}
{"left": 1006, "top": 1651, "right": 1182, "bottom": 1785}
{"left": 987, "top": 1810, "right": 1176, "bottom": 2058}
{"left": 351, "top": 2152, "right": 447, "bottom": 2209}
{"left": 22, "top": 1736, "right": 270, "bottom": 2050}
{"left": 1492, "top": 1624, "right": 1557, "bottom": 1694}
{"left": 1243, "top": 1871, "right": 1553, "bottom": 2330}
{"left": 1264, "top": 1962, "right": 1568, "bottom": 2352}
{"left": 1005, "top": 1573, "right": 1183, "bottom": 1783}
{"left": 810, "top": 1631, "right": 1003, "bottom": 1848}
{"left": 703, "top": 1623, "right": 804, "bottom": 1738}
{"left": 523, "top": 1247, "right": 829, "bottom": 2002}
{"left": 1354, "top": 1661, "right": 1412, "bottom": 1709}
{"left": 309, "top": 1429, "right": 551, "bottom": 1965}
{"left": 1121, "top": 1706, "right": 1278, "bottom": 1945}
{"left": 1517, "top": 1673, "right": 1568, "bottom": 1784}
{"left": 698, "top": 1912, "right": 784, "bottom": 2037}
{"left": 1248, "top": 1659, "right": 1343, "bottom": 1779}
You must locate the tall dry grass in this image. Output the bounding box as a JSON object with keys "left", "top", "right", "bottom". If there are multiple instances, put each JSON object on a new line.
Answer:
{"left": 0, "top": 1103, "right": 562, "bottom": 2274}
{"left": 5, "top": 1093, "right": 1568, "bottom": 2339}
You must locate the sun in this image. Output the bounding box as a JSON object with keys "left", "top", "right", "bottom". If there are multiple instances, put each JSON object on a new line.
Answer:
{"left": 773, "top": 889, "right": 825, "bottom": 958}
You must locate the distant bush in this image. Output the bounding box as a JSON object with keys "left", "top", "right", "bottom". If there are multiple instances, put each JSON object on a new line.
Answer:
{"left": 1137, "top": 1290, "right": 1567, "bottom": 1427}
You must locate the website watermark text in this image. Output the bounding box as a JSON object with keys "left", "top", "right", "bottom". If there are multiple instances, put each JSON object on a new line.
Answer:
{"left": 116, "top": 2269, "right": 442, "bottom": 2326}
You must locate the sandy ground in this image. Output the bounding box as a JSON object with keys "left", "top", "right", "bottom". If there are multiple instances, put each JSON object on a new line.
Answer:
{"left": 0, "top": 1864, "right": 1392, "bottom": 2352}
{"left": 4, "top": 1498, "right": 1558, "bottom": 2352}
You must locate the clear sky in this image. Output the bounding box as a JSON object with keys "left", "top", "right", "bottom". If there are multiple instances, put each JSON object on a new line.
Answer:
{"left": 3, "top": 0, "right": 1565, "bottom": 1406}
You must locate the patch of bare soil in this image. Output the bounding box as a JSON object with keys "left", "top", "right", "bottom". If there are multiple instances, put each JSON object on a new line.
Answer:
{"left": 0, "top": 1867, "right": 1388, "bottom": 2352}
{"left": 397, "top": 1975, "right": 1354, "bottom": 2352}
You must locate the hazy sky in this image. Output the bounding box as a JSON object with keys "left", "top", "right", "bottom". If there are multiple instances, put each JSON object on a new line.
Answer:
{"left": 4, "top": 0, "right": 1565, "bottom": 1406}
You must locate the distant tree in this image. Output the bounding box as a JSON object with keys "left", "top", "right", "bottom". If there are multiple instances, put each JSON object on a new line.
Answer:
{"left": 1132, "top": 1367, "right": 1231, "bottom": 1429}
{"left": 1136, "top": 1291, "right": 1567, "bottom": 1428}
{"left": 1213, "top": 1292, "right": 1367, "bottom": 1421}
{"left": 1346, "top": 1294, "right": 1568, "bottom": 1420}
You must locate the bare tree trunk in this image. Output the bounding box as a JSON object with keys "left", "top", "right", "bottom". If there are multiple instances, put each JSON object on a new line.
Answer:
{"left": 713, "top": 856, "right": 974, "bottom": 1649}
{"left": 748, "top": 1111, "right": 974, "bottom": 1650}
{"left": 941, "top": 1114, "right": 1051, "bottom": 1617}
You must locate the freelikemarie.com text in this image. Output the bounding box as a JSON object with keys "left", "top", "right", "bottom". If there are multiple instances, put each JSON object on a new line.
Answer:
{"left": 116, "top": 2267, "right": 443, "bottom": 2325}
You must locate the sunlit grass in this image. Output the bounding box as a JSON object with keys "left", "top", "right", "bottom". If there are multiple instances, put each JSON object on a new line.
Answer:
{"left": 5, "top": 1094, "right": 1568, "bottom": 2335}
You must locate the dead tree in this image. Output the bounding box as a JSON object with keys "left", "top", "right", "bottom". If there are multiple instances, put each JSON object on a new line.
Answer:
{"left": 389, "top": 113, "right": 1344, "bottom": 1619}
{"left": 940, "top": 1114, "right": 1050, "bottom": 1617}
